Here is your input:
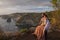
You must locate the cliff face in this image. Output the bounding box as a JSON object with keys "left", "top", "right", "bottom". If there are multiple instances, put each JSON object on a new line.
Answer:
{"left": 0, "top": 13, "right": 42, "bottom": 31}
{"left": 16, "top": 13, "right": 42, "bottom": 29}
{"left": 1, "top": 10, "right": 60, "bottom": 31}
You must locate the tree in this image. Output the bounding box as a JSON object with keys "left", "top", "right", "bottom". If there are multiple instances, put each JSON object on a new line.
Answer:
{"left": 51, "top": 0, "right": 60, "bottom": 9}
{"left": 50, "top": 0, "right": 60, "bottom": 30}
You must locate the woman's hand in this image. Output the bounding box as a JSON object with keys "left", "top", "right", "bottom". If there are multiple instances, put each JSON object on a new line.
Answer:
{"left": 42, "top": 28, "right": 45, "bottom": 36}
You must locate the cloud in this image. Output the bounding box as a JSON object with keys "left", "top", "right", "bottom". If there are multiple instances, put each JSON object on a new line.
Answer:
{"left": 0, "top": 6, "right": 54, "bottom": 15}
{"left": 0, "top": 0, "right": 51, "bottom": 7}
{"left": 0, "top": 0, "right": 53, "bottom": 15}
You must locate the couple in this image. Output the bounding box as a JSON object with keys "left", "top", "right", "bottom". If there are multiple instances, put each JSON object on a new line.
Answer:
{"left": 33, "top": 13, "right": 50, "bottom": 40}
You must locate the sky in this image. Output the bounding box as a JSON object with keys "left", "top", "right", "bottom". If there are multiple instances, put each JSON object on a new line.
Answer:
{"left": 0, "top": 0, "right": 54, "bottom": 15}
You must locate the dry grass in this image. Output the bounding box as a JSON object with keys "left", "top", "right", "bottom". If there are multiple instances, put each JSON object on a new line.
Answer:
{"left": 0, "top": 31, "right": 60, "bottom": 40}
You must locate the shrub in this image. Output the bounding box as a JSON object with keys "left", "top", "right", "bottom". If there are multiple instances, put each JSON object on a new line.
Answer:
{"left": 19, "top": 28, "right": 28, "bottom": 33}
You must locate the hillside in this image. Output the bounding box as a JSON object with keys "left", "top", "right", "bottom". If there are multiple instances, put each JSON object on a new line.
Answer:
{"left": 0, "top": 10, "right": 60, "bottom": 40}
{"left": 0, "top": 10, "right": 60, "bottom": 31}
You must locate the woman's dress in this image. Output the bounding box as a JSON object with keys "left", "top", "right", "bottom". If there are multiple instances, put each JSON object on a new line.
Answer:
{"left": 34, "top": 18, "right": 46, "bottom": 40}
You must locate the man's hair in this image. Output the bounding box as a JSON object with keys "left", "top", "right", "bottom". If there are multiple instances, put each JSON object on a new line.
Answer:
{"left": 42, "top": 13, "right": 48, "bottom": 18}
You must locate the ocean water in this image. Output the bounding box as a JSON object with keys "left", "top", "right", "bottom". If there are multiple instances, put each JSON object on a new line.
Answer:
{"left": 0, "top": 17, "right": 19, "bottom": 33}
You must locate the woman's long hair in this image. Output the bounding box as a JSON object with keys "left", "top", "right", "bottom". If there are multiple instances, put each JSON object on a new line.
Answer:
{"left": 41, "top": 13, "right": 48, "bottom": 18}
{"left": 37, "top": 13, "right": 48, "bottom": 26}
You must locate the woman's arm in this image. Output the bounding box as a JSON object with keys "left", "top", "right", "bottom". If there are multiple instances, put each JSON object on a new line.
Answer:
{"left": 43, "top": 19, "right": 47, "bottom": 34}
{"left": 37, "top": 18, "right": 42, "bottom": 26}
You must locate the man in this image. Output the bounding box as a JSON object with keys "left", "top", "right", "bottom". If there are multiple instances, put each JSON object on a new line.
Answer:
{"left": 41, "top": 13, "right": 50, "bottom": 40}
{"left": 44, "top": 17, "right": 50, "bottom": 40}
{"left": 33, "top": 13, "right": 50, "bottom": 40}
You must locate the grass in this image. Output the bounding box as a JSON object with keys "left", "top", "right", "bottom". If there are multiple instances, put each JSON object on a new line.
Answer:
{"left": 47, "top": 31, "right": 60, "bottom": 40}
{"left": 0, "top": 30, "right": 60, "bottom": 40}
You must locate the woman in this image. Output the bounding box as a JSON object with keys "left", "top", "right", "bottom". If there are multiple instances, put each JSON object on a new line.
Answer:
{"left": 33, "top": 13, "right": 48, "bottom": 40}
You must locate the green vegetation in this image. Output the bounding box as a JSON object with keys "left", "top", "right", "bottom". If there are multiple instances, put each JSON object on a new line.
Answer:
{"left": 51, "top": 0, "right": 60, "bottom": 10}
{"left": 19, "top": 28, "right": 28, "bottom": 33}
{"left": 0, "top": 0, "right": 60, "bottom": 40}
{"left": 0, "top": 11, "right": 60, "bottom": 40}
